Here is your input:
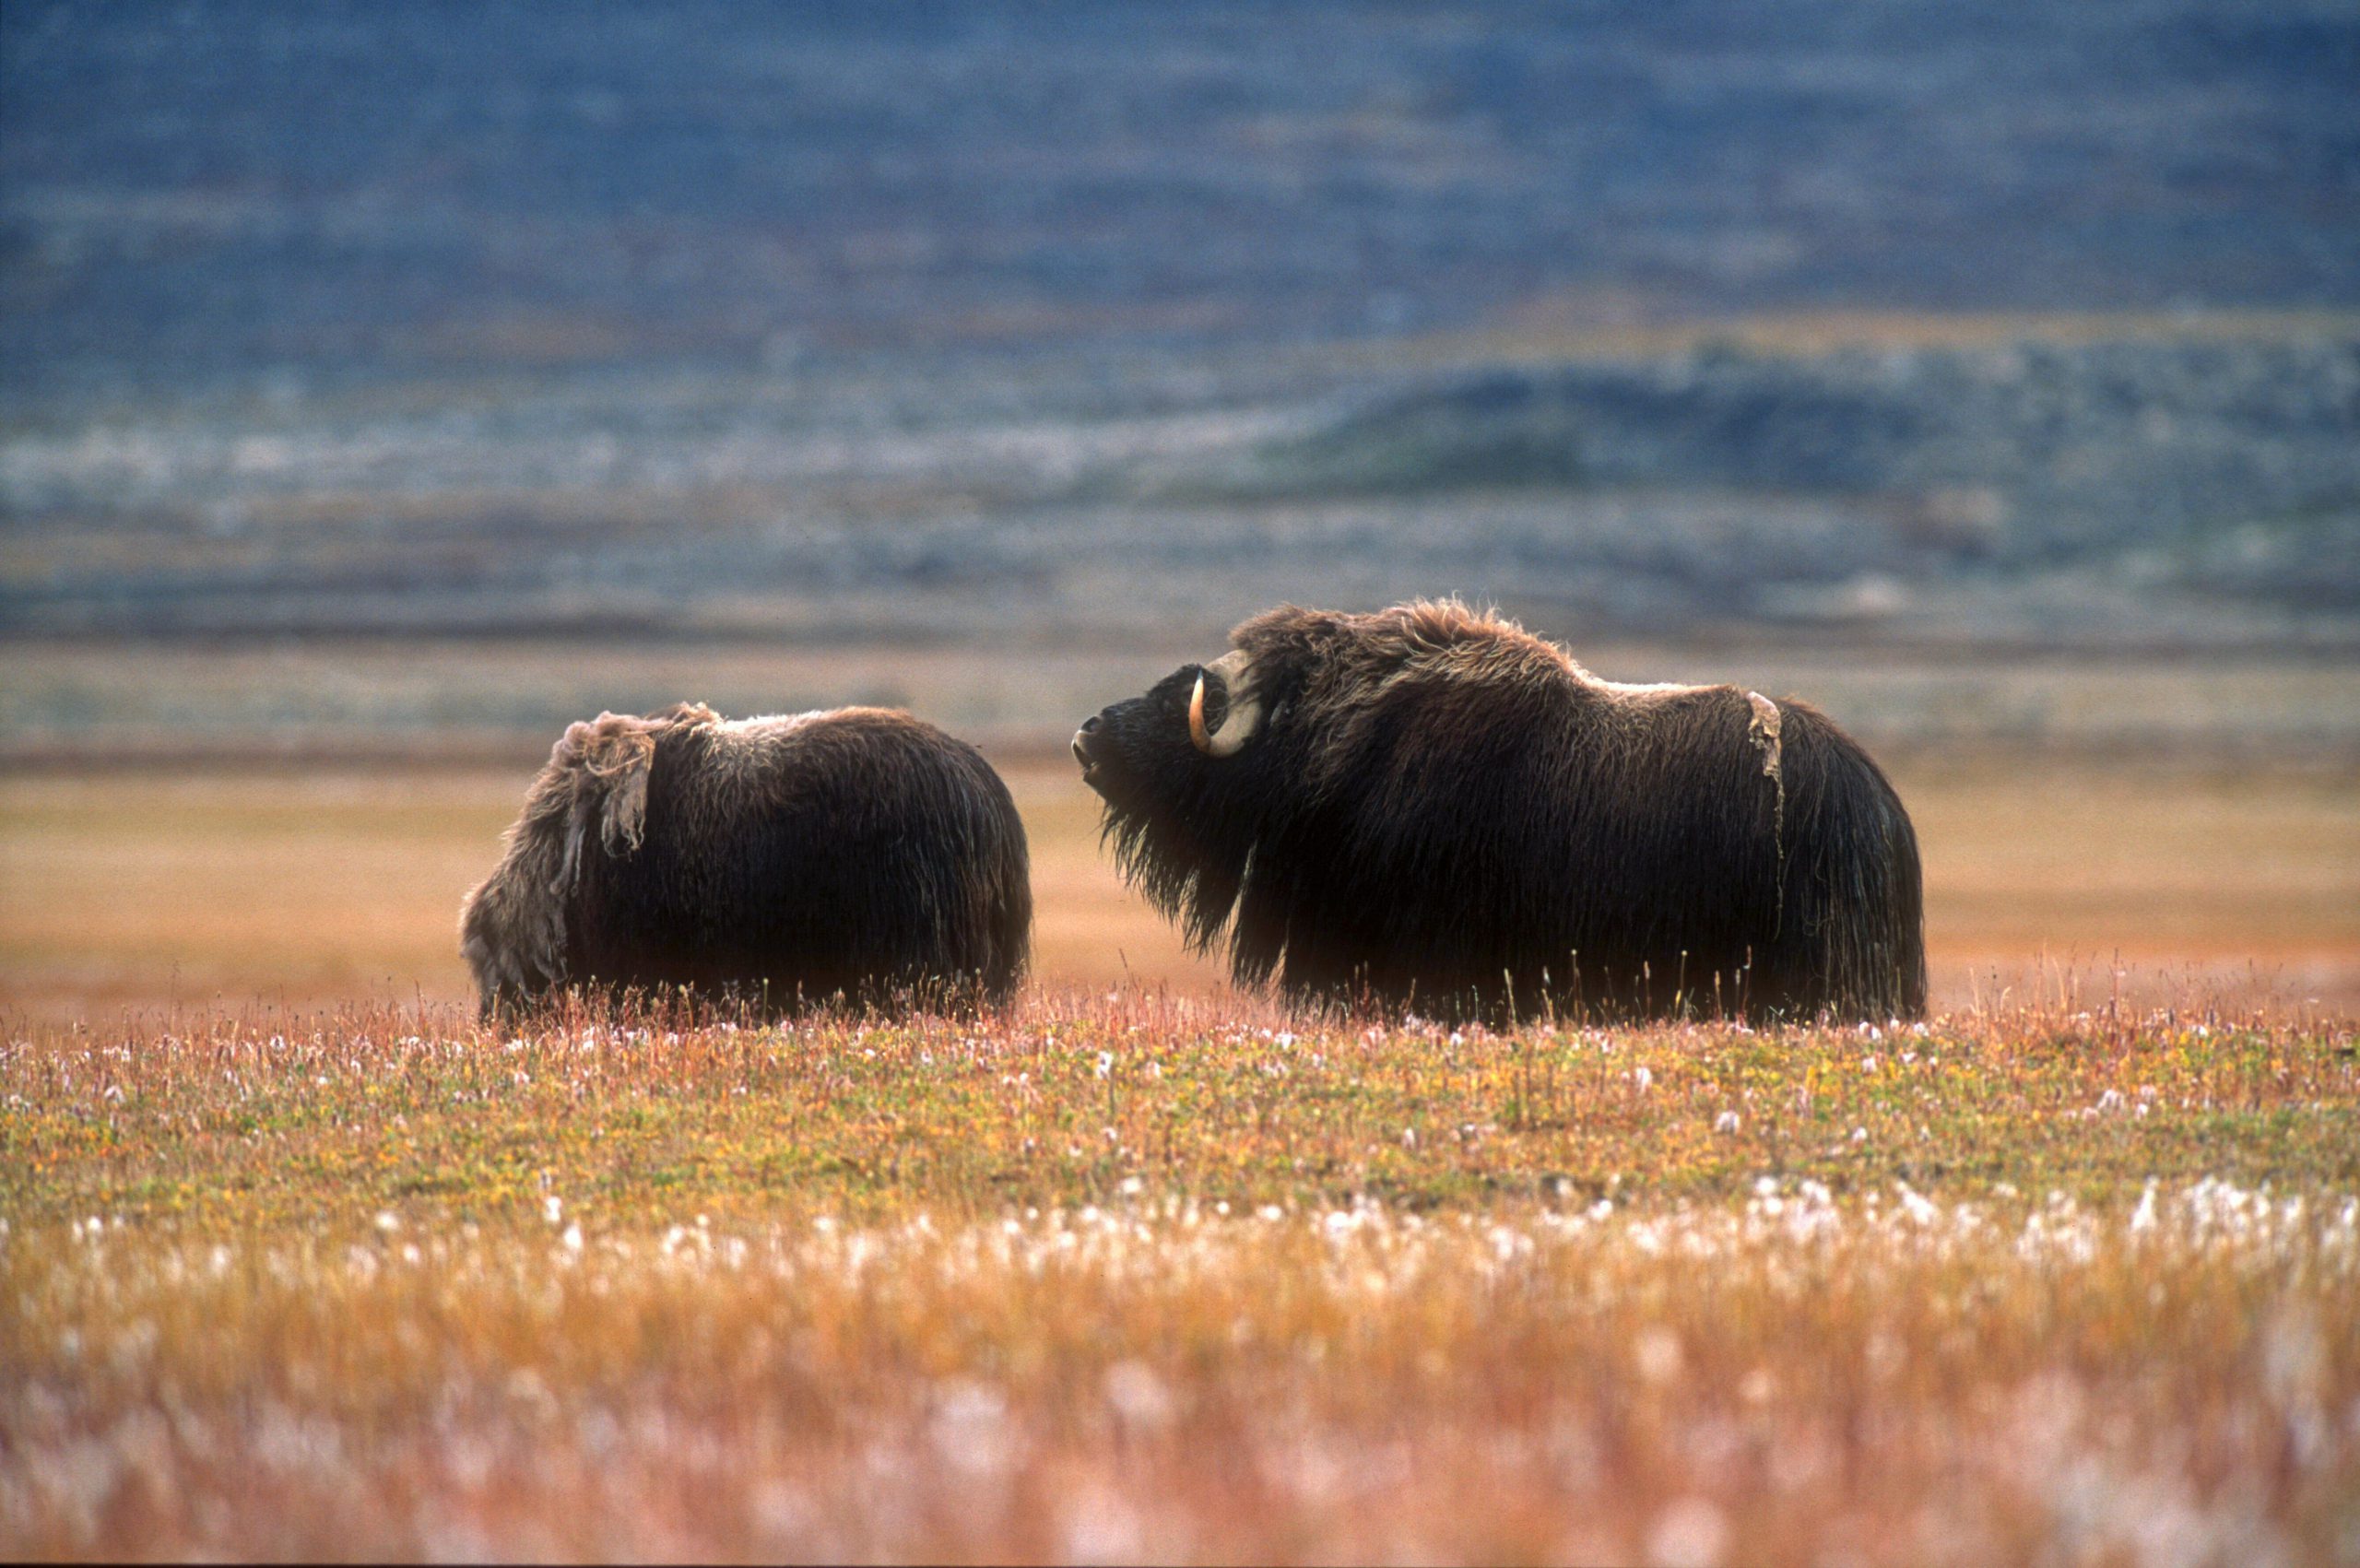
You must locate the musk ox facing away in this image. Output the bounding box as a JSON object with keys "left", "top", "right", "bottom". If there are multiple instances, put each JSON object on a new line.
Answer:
{"left": 462, "top": 703, "right": 1030, "bottom": 1019}
{"left": 1073, "top": 601, "right": 1924, "bottom": 1023}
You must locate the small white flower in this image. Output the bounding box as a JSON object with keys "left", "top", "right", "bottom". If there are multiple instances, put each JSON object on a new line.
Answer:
{"left": 1714, "top": 1110, "right": 1741, "bottom": 1134}
{"left": 1634, "top": 1326, "right": 1683, "bottom": 1384}
{"left": 542, "top": 1196, "right": 563, "bottom": 1226}
{"left": 1095, "top": 1052, "right": 1114, "bottom": 1079}
{"left": 1633, "top": 1066, "right": 1654, "bottom": 1091}
{"left": 1850, "top": 1126, "right": 1869, "bottom": 1145}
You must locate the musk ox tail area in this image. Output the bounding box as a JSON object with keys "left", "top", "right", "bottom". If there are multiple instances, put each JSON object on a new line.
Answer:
{"left": 1757, "top": 701, "right": 1928, "bottom": 1022}
{"left": 460, "top": 703, "right": 1031, "bottom": 1022}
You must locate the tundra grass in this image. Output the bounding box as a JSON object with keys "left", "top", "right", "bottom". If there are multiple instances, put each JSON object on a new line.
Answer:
{"left": 5, "top": 996, "right": 2356, "bottom": 1562}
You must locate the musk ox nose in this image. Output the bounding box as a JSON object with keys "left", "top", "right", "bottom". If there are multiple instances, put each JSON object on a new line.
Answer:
{"left": 1071, "top": 713, "right": 1103, "bottom": 770}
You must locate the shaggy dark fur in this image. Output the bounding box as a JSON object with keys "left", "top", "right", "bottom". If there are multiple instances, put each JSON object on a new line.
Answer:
{"left": 1074, "top": 601, "right": 1924, "bottom": 1023}
{"left": 462, "top": 703, "right": 1030, "bottom": 1019}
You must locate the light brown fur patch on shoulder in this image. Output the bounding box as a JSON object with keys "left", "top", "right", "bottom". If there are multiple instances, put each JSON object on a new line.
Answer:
{"left": 553, "top": 710, "right": 674, "bottom": 857}
{"left": 461, "top": 702, "right": 713, "bottom": 1016}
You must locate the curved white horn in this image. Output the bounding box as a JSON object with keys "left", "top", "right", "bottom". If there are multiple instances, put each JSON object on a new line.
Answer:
{"left": 1187, "top": 649, "right": 1262, "bottom": 758}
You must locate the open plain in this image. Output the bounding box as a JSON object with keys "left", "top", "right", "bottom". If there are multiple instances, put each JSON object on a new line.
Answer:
{"left": 7, "top": 3, "right": 2359, "bottom": 1557}
{"left": 5, "top": 747, "right": 2355, "bottom": 1022}
{"left": 6, "top": 662, "right": 2359, "bottom": 1561}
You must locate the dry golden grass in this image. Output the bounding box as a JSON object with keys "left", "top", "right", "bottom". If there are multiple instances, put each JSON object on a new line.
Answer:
{"left": 8, "top": 1187, "right": 2355, "bottom": 1563}
{"left": 3, "top": 996, "right": 2354, "bottom": 1562}
{"left": 3, "top": 754, "right": 2354, "bottom": 1020}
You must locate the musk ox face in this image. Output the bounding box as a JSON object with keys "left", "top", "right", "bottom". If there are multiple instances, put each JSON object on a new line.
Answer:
{"left": 1074, "top": 644, "right": 1294, "bottom": 956}
{"left": 1073, "top": 648, "right": 1266, "bottom": 817}
{"left": 1076, "top": 600, "right": 1926, "bottom": 1024}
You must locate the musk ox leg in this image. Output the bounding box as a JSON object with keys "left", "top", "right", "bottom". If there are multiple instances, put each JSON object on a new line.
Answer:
{"left": 459, "top": 710, "right": 676, "bottom": 1021}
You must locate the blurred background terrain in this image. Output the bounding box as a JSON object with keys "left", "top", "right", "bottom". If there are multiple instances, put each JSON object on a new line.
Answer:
{"left": 2, "top": 0, "right": 2354, "bottom": 1017}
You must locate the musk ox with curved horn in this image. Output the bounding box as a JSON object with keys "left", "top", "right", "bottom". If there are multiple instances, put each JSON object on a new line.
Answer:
{"left": 462, "top": 702, "right": 1030, "bottom": 1019}
{"left": 1073, "top": 601, "right": 1924, "bottom": 1023}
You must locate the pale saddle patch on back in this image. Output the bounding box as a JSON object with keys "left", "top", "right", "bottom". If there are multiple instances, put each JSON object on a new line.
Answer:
{"left": 1745, "top": 691, "right": 1783, "bottom": 780}
{"left": 1747, "top": 690, "right": 1787, "bottom": 930}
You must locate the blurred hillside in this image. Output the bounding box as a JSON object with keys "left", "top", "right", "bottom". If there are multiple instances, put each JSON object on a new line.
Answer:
{"left": 6, "top": 314, "right": 2354, "bottom": 651}
{"left": 4, "top": 2, "right": 2357, "bottom": 656}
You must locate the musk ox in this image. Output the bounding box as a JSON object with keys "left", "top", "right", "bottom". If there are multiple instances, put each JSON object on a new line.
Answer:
{"left": 461, "top": 702, "right": 1030, "bottom": 1019}
{"left": 1073, "top": 601, "right": 1924, "bottom": 1023}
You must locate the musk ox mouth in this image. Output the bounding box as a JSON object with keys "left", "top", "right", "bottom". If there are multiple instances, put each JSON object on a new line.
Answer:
{"left": 1070, "top": 726, "right": 1102, "bottom": 785}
